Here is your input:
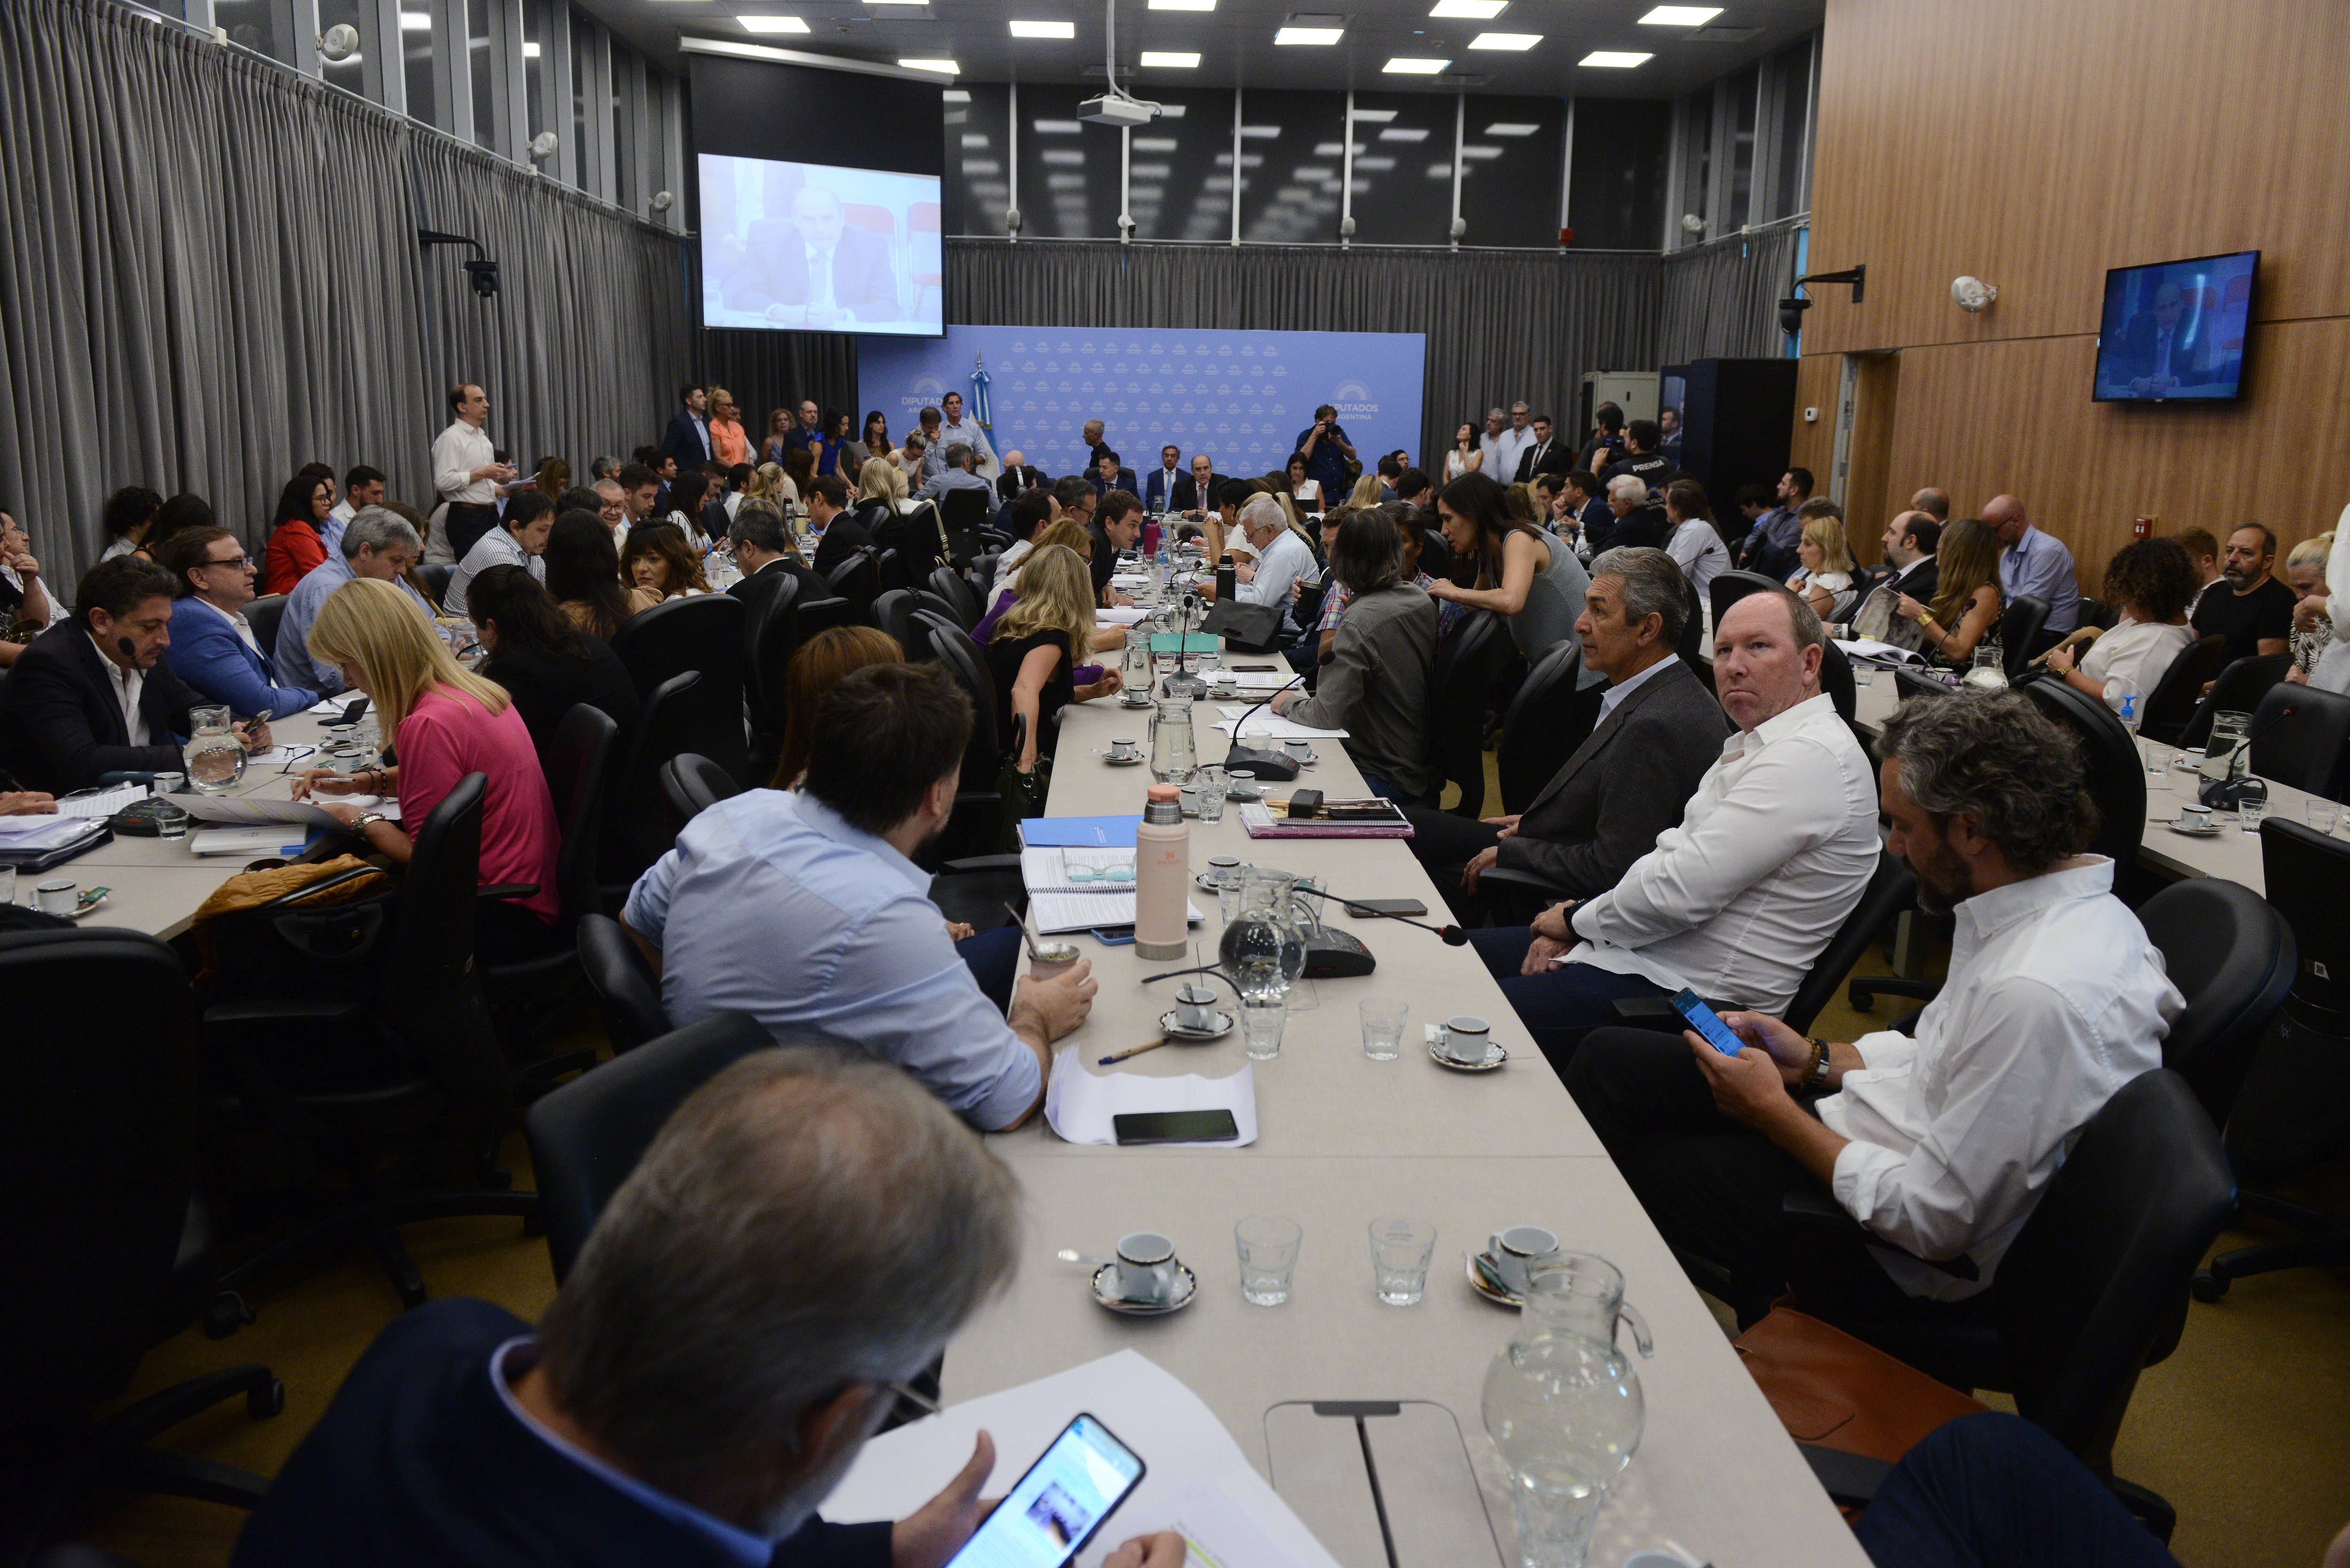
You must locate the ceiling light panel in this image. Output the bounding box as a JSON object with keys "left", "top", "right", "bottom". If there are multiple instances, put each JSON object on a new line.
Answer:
{"left": 1467, "top": 31, "right": 1538, "bottom": 48}
{"left": 1275, "top": 26, "right": 1343, "bottom": 43}
{"left": 1139, "top": 50, "right": 1199, "bottom": 65}
{"left": 736, "top": 16, "right": 810, "bottom": 33}
{"left": 1009, "top": 18, "right": 1076, "bottom": 37}
{"left": 1428, "top": 0, "right": 1505, "bottom": 14}
{"left": 1579, "top": 50, "right": 1652, "bottom": 65}
{"left": 899, "top": 57, "right": 960, "bottom": 70}
{"left": 1638, "top": 5, "right": 1722, "bottom": 22}
{"left": 1383, "top": 56, "right": 1448, "bottom": 72}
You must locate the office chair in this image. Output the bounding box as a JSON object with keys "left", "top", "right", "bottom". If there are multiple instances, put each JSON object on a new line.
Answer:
{"left": 525, "top": 1012, "right": 776, "bottom": 1284}
{"left": 2130, "top": 876, "right": 2295, "bottom": 1127}
{"left": 927, "top": 564, "right": 981, "bottom": 627}
{"left": 610, "top": 593, "right": 749, "bottom": 785}
{"left": 241, "top": 593, "right": 287, "bottom": 655}
{"left": 0, "top": 931, "right": 282, "bottom": 1559}
{"left": 1706, "top": 569, "right": 1784, "bottom": 635}
{"left": 2247, "top": 681, "right": 2350, "bottom": 800}
{"left": 1425, "top": 609, "right": 1511, "bottom": 816}
{"left": 1996, "top": 594, "right": 2050, "bottom": 680}
{"left": 576, "top": 913, "right": 670, "bottom": 1056}
{"left": 660, "top": 753, "right": 741, "bottom": 823}
{"left": 603, "top": 671, "right": 703, "bottom": 900}
{"left": 871, "top": 588, "right": 921, "bottom": 658}
{"left": 1494, "top": 642, "right": 1602, "bottom": 815}
{"left": 826, "top": 549, "right": 879, "bottom": 621}
{"left": 2144, "top": 637, "right": 2236, "bottom": 746}
{"left": 482, "top": 703, "right": 620, "bottom": 1045}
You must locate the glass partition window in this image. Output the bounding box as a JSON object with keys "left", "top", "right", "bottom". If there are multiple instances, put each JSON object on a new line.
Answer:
{"left": 1457, "top": 94, "right": 1563, "bottom": 248}
{"left": 215, "top": 0, "right": 293, "bottom": 63}
{"left": 1235, "top": 89, "right": 1344, "bottom": 245}
{"left": 1567, "top": 97, "right": 1669, "bottom": 250}
{"left": 1723, "top": 65, "right": 1758, "bottom": 232}
{"left": 1346, "top": 92, "right": 1456, "bottom": 247}
{"left": 467, "top": 0, "right": 495, "bottom": 148}
{"left": 403, "top": 0, "right": 439, "bottom": 129}
{"left": 1016, "top": 86, "right": 1123, "bottom": 239}
{"left": 1127, "top": 88, "right": 1235, "bottom": 242}
{"left": 1675, "top": 89, "right": 1712, "bottom": 248}
{"left": 316, "top": 0, "right": 370, "bottom": 97}
{"left": 944, "top": 84, "right": 1012, "bottom": 237}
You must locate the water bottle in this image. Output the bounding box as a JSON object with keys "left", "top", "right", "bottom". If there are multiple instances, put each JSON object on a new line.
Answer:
{"left": 1133, "top": 785, "right": 1190, "bottom": 961}
{"left": 1482, "top": 1256, "right": 1652, "bottom": 1568}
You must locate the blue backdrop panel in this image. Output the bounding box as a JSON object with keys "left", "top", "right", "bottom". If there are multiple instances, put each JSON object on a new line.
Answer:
{"left": 859, "top": 325, "right": 1426, "bottom": 485}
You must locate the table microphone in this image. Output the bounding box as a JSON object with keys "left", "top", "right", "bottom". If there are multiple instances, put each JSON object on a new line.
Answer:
{"left": 1222, "top": 679, "right": 1303, "bottom": 782}
{"left": 2198, "top": 701, "right": 2294, "bottom": 809}
{"left": 1289, "top": 885, "right": 1469, "bottom": 945}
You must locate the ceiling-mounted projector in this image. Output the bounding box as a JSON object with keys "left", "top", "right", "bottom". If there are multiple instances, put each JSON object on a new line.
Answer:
{"left": 1080, "top": 94, "right": 1158, "bottom": 126}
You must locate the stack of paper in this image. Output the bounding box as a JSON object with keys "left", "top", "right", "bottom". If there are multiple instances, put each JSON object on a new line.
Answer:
{"left": 1045, "top": 1048, "right": 1258, "bottom": 1147}
{"left": 0, "top": 815, "right": 106, "bottom": 851}
{"left": 1212, "top": 707, "right": 1349, "bottom": 741}
{"left": 1834, "top": 637, "right": 1925, "bottom": 665}
{"left": 55, "top": 784, "right": 147, "bottom": 819}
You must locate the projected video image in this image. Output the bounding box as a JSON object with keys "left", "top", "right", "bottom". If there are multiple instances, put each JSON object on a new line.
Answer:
{"left": 699, "top": 155, "right": 943, "bottom": 336}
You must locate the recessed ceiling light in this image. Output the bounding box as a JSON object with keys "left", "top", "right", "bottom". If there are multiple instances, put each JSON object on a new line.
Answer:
{"left": 398, "top": 10, "right": 430, "bottom": 28}
{"left": 737, "top": 15, "right": 809, "bottom": 31}
{"left": 1428, "top": 0, "right": 1505, "bottom": 14}
{"left": 1350, "top": 107, "right": 1397, "bottom": 122}
{"left": 1638, "top": 5, "right": 1721, "bottom": 22}
{"left": 1484, "top": 122, "right": 1538, "bottom": 135}
{"left": 1149, "top": 0, "right": 1216, "bottom": 8}
{"left": 1383, "top": 56, "right": 1447, "bottom": 71}
{"left": 1467, "top": 31, "right": 1538, "bottom": 48}
{"left": 1580, "top": 49, "right": 1652, "bottom": 65}
{"left": 522, "top": 39, "right": 540, "bottom": 55}
{"left": 1275, "top": 25, "right": 1343, "bottom": 43}
{"left": 868, "top": 0, "right": 929, "bottom": 6}
{"left": 1140, "top": 49, "right": 1200, "bottom": 65}
{"left": 1009, "top": 18, "right": 1075, "bottom": 36}
{"left": 898, "top": 56, "right": 960, "bottom": 70}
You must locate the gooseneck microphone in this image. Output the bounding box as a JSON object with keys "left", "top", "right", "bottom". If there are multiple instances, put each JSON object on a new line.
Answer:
{"left": 2198, "top": 701, "right": 2295, "bottom": 810}
{"left": 117, "top": 636, "right": 138, "bottom": 665}
{"left": 1221, "top": 677, "right": 1304, "bottom": 782}
{"left": 1289, "top": 885, "right": 1469, "bottom": 945}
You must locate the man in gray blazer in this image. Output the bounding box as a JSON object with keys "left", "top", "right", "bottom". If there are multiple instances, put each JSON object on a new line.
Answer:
{"left": 1407, "top": 547, "right": 1730, "bottom": 920}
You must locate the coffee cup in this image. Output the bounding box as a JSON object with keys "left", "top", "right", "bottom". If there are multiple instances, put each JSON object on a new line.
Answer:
{"left": 1114, "top": 1232, "right": 1178, "bottom": 1304}
{"left": 1439, "top": 1014, "right": 1492, "bottom": 1063}
{"left": 1172, "top": 984, "right": 1222, "bottom": 1033}
{"left": 35, "top": 879, "right": 78, "bottom": 917}
{"left": 2176, "top": 804, "right": 2214, "bottom": 831}
{"left": 1485, "top": 1224, "right": 1561, "bottom": 1294}
{"left": 1283, "top": 738, "right": 1313, "bottom": 761}
{"left": 1107, "top": 738, "right": 1141, "bottom": 760}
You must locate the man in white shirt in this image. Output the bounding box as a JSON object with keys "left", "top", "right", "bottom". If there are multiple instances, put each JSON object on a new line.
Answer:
{"left": 932, "top": 390, "right": 995, "bottom": 480}
{"left": 1204, "top": 494, "right": 1318, "bottom": 635}
{"left": 1567, "top": 688, "right": 2180, "bottom": 1326}
{"left": 1471, "top": 588, "right": 1878, "bottom": 1070}
{"left": 447, "top": 492, "right": 554, "bottom": 620}
{"left": 1846, "top": 511, "right": 1941, "bottom": 646}
{"left": 323, "top": 465, "right": 385, "bottom": 558}
{"left": 1488, "top": 402, "right": 1533, "bottom": 489}
{"left": 432, "top": 382, "right": 516, "bottom": 561}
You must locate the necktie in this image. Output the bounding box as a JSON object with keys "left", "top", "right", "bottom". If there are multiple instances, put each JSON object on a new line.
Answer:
{"left": 813, "top": 250, "right": 834, "bottom": 309}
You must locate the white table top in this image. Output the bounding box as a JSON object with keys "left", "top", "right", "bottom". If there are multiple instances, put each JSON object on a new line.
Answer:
{"left": 955, "top": 652, "right": 1870, "bottom": 1567}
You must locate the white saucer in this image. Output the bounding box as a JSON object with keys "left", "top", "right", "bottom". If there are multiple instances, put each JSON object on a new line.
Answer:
{"left": 1466, "top": 1250, "right": 1522, "bottom": 1307}
{"left": 1159, "top": 1006, "right": 1235, "bottom": 1042}
{"left": 1430, "top": 1038, "right": 1508, "bottom": 1072}
{"left": 1091, "top": 1260, "right": 1198, "bottom": 1316}
{"left": 2165, "top": 820, "right": 2224, "bottom": 838}
{"left": 1097, "top": 750, "right": 1146, "bottom": 766}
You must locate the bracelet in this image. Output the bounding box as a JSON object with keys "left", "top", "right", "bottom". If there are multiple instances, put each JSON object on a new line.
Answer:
{"left": 1801, "top": 1037, "right": 1830, "bottom": 1093}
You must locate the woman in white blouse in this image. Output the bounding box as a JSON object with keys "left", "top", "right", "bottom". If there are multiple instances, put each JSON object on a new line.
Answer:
{"left": 2044, "top": 536, "right": 2197, "bottom": 716}
{"left": 1441, "top": 422, "right": 1483, "bottom": 484}
{"left": 1786, "top": 511, "right": 1857, "bottom": 623}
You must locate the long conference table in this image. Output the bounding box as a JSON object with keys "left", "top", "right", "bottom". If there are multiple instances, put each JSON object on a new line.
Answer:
{"left": 61, "top": 646, "right": 2292, "bottom": 1565}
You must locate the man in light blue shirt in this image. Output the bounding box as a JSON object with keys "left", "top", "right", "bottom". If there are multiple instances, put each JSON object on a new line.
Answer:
{"left": 1984, "top": 493, "right": 2078, "bottom": 634}
{"left": 276, "top": 506, "right": 432, "bottom": 694}
{"left": 623, "top": 662, "right": 1096, "bottom": 1131}
{"left": 913, "top": 444, "right": 994, "bottom": 508}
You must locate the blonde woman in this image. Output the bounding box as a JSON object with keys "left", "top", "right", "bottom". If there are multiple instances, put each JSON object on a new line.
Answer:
{"left": 985, "top": 544, "right": 1121, "bottom": 772}
{"left": 707, "top": 387, "right": 750, "bottom": 467}
{"left": 288, "top": 577, "right": 562, "bottom": 960}
{"left": 858, "top": 455, "right": 909, "bottom": 513}
{"left": 1788, "top": 511, "right": 1858, "bottom": 620}
{"left": 1899, "top": 516, "right": 2004, "bottom": 668}
{"left": 2284, "top": 531, "right": 2335, "bottom": 679}
{"left": 1347, "top": 471, "right": 1386, "bottom": 509}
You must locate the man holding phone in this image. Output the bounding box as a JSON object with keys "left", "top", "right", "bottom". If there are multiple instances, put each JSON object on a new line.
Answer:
{"left": 1564, "top": 691, "right": 2183, "bottom": 1328}
{"left": 235, "top": 1046, "right": 1187, "bottom": 1568}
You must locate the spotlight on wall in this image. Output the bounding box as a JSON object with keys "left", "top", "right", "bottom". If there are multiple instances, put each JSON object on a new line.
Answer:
{"left": 1449, "top": 215, "right": 1467, "bottom": 240}
{"left": 1950, "top": 274, "right": 1998, "bottom": 313}
{"left": 317, "top": 23, "right": 360, "bottom": 60}
{"left": 1680, "top": 211, "right": 1706, "bottom": 234}
{"left": 1340, "top": 214, "right": 1357, "bottom": 238}
{"left": 650, "top": 189, "right": 675, "bottom": 212}
{"left": 528, "top": 130, "right": 559, "bottom": 164}
{"left": 1005, "top": 206, "right": 1023, "bottom": 234}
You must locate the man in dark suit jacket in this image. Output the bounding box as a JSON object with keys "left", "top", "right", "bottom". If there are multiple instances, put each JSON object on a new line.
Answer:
{"left": 729, "top": 188, "right": 900, "bottom": 326}
{"left": 0, "top": 556, "right": 268, "bottom": 792}
{"left": 1512, "top": 416, "right": 1572, "bottom": 484}
{"left": 2115, "top": 280, "right": 2219, "bottom": 396}
{"left": 662, "top": 385, "right": 714, "bottom": 470}
{"left": 805, "top": 476, "right": 873, "bottom": 577}
{"left": 231, "top": 1048, "right": 1192, "bottom": 1568}
{"left": 726, "top": 503, "right": 821, "bottom": 683}
{"left": 1403, "top": 549, "right": 1728, "bottom": 920}
{"left": 1590, "top": 475, "right": 1670, "bottom": 555}
{"left": 1170, "top": 453, "right": 1218, "bottom": 517}
{"left": 1089, "top": 447, "right": 1138, "bottom": 501}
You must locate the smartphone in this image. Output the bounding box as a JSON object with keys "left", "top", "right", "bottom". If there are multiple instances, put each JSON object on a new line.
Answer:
{"left": 1230, "top": 663, "right": 1279, "bottom": 672}
{"left": 1670, "top": 988, "right": 1746, "bottom": 1057}
{"left": 1112, "top": 1109, "right": 1241, "bottom": 1145}
{"left": 942, "top": 1413, "right": 1145, "bottom": 1568}
{"left": 1090, "top": 927, "right": 1137, "bottom": 945}
{"left": 1340, "top": 897, "right": 1427, "bottom": 917}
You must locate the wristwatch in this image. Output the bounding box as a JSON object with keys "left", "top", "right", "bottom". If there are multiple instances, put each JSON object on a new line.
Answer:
{"left": 352, "top": 811, "right": 387, "bottom": 832}
{"left": 1801, "top": 1037, "right": 1831, "bottom": 1093}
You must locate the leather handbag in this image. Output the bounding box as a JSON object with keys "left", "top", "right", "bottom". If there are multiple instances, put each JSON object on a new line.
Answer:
{"left": 1733, "top": 1304, "right": 1986, "bottom": 1467}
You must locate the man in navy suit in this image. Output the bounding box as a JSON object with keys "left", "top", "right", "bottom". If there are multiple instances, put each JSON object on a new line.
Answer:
{"left": 1169, "top": 452, "right": 1218, "bottom": 518}
{"left": 0, "top": 556, "right": 268, "bottom": 791}
{"left": 1089, "top": 447, "right": 1138, "bottom": 501}
{"left": 233, "top": 1046, "right": 1186, "bottom": 1568}
{"left": 154, "top": 525, "right": 318, "bottom": 718}
{"left": 1143, "top": 445, "right": 1185, "bottom": 514}
{"left": 2115, "top": 279, "right": 2219, "bottom": 396}
{"left": 662, "top": 384, "right": 715, "bottom": 470}
{"left": 730, "top": 187, "right": 900, "bottom": 327}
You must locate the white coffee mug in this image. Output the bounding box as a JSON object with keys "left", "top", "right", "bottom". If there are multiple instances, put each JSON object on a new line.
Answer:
{"left": 1115, "top": 1232, "right": 1177, "bottom": 1304}
{"left": 2177, "top": 804, "right": 2214, "bottom": 830}
{"left": 1486, "top": 1224, "right": 1561, "bottom": 1293}
{"left": 35, "top": 879, "right": 78, "bottom": 917}
{"left": 1440, "top": 1014, "right": 1492, "bottom": 1063}
{"left": 1109, "top": 738, "right": 1140, "bottom": 758}
{"left": 1283, "top": 738, "right": 1313, "bottom": 759}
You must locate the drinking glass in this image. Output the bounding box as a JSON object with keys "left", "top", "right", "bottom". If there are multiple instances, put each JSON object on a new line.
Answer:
{"left": 1218, "top": 879, "right": 1246, "bottom": 925}
{"left": 1358, "top": 998, "right": 1409, "bottom": 1061}
{"left": 1235, "top": 1214, "right": 1302, "bottom": 1306}
{"left": 2308, "top": 800, "right": 2342, "bottom": 835}
{"left": 1240, "top": 988, "right": 1287, "bottom": 1061}
{"left": 1368, "top": 1217, "right": 1437, "bottom": 1306}
{"left": 1195, "top": 765, "right": 1229, "bottom": 825}
{"left": 2143, "top": 740, "right": 2172, "bottom": 791}
{"left": 0, "top": 866, "right": 16, "bottom": 907}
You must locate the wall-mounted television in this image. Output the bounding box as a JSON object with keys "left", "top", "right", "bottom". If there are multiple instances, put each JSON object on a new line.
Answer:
{"left": 2092, "top": 250, "right": 2256, "bottom": 402}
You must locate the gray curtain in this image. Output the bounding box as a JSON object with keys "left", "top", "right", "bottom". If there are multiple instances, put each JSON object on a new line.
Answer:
{"left": 699, "top": 326, "right": 859, "bottom": 449}
{"left": 0, "top": 0, "right": 690, "bottom": 585}
{"left": 1656, "top": 222, "right": 1804, "bottom": 365}
{"left": 944, "top": 241, "right": 1662, "bottom": 468}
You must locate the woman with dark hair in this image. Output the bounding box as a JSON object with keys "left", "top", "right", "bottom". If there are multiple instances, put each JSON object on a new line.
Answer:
{"left": 622, "top": 522, "right": 712, "bottom": 612}
{"left": 1899, "top": 516, "right": 2004, "bottom": 669}
{"left": 1662, "top": 478, "right": 1729, "bottom": 599}
{"left": 779, "top": 445, "right": 817, "bottom": 512}
{"left": 760, "top": 407, "right": 795, "bottom": 466}
{"left": 467, "top": 563, "right": 640, "bottom": 767}
{"left": 1269, "top": 510, "right": 1438, "bottom": 801}
{"left": 100, "top": 486, "right": 164, "bottom": 562}
{"left": 663, "top": 469, "right": 714, "bottom": 548}
{"left": 263, "top": 470, "right": 337, "bottom": 593}
{"left": 860, "top": 410, "right": 896, "bottom": 468}
{"left": 140, "top": 493, "right": 216, "bottom": 563}
{"left": 1428, "top": 470, "right": 1589, "bottom": 662}
{"left": 544, "top": 509, "right": 634, "bottom": 640}
{"left": 2044, "top": 536, "right": 2199, "bottom": 716}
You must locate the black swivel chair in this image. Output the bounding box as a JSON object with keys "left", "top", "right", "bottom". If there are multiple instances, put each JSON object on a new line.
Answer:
{"left": 939, "top": 488, "right": 992, "bottom": 563}
{"left": 660, "top": 753, "right": 742, "bottom": 823}
{"left": 925, "top": 624, "right": 1009, "bottom": 860}
{"left": 2131, "top": 876, "right": 2296, "bottom": 1128}
{"left": 2145, "top": 637, "right": 2238, "bottom": 746}
{"left": 1818, "top": 637, "right": 1858, "bottom": 723}
{"left": 525, "top": 1012, "right": 775, "bottom": 1283}
{"left": 1893, "top": 664, "right": 1958, "bottom": 704}
{"left": 1997, "top": 594, "right": 2051, "bottom": 680}
{"left": 1425, "top": 609, "right": 1512, "bottom": 816}
{"left": 2247, "top": 681, "right": 2350, "bottom": 800}
{"left": 482, "top": 703, "right": 620, "bottom": 1035}
{"left": 1495, "top": 642, "right": 1603, "bottom": 815}
{"left": 791, "top": 595, "right": 858, "bottom": 639}
{"left": 604, "top": 671, "right": 703, "bottom": 899}
{"left": 417, "top": 562, "right": 455, "bottom": 606}
{"left": 1707, "top": 569, "right": 1785, "bottom": 634}
{"left": 205, "top": 775, "right": 541, "bottom": 1311}
{"left": 826, "top": 550, "right": 879, "bottom": 621}
{"left": 241, "top": 594, "right": 287, "bottom": 655}
{"left": 2194, "top": 819, "right": 2350, "bottom": 1301}
{"left": 0, "top": 932, "right": 282, "bottom": 1559}
{"left": 915, "top": 590, "right": 965, "bottom": 633}
{"left": 575, "top": 913, "right": 670, "bottom": 1055}
{"left": 2021, "top": 674, "right": 2147, "bottom": 866}
{"left": 971, "top": 550, "right": 1004, "bottom": 602}
{"left": 609, "top": 593, "right": 750, "bottom": 785}
{"left": 927, "top": 566, "right": 981, "bottom": 628}
{"left": 871, "top": 589, "right": 921, "bottom": 657}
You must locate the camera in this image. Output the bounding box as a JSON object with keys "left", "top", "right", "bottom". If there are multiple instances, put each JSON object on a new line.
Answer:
{"left": 463, "top": 258, "right": 501, "bottom": 298}
{"left": 1778, "top": 296, "right": 1811, "bottom": 336}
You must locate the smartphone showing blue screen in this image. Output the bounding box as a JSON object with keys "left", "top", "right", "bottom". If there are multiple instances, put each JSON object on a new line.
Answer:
{"left": 942, "top": 1413, "right": 1146, "bottom": 1568}
{"left": 1670, "top": 988, "right": 1747, "bottom": 1057}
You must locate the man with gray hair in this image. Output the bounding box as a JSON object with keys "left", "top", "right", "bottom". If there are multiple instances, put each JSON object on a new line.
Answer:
{"left": 234, "top": 1045, "right": 1189, "bottom": 1568}
{"left": 728, "top": 499, "right": 821, "bottom": 642}
{"left": 1205, "top": 492, "right": 1319, "bottom": 635}
{"left": 1566, "top": 689, "right": 2180, "bottom": 1326}
{"left": 275, "top": 504, "right": 429, "bottom": 695}
{"left": 1595, "top": 471, "right": 1668, "bottom": 554}
{"left": 1410, "top": 547, "right": 1729, "bottom": 918}
{"left": 1471, "top": 588, "right": 1878, "bottom": 1071}
{"left": 913, "top": 442, "right": 991, "bottom": 507}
